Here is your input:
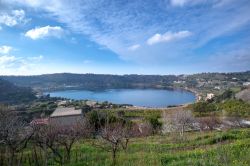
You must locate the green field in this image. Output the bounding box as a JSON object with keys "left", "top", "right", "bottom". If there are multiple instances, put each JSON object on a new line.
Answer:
{"left": 13, "top": 128, "right": 250, "bottom": 166}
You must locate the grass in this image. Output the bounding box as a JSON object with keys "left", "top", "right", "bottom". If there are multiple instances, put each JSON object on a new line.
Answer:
{"left": 98, "top": 106, "right": 188, "bottom": 121}
{"left": 65, "top": 128, "right": 250, "bottom": 166}
{"left": 3, "top": 128, "right": 249, "bottom": 166}
{"left": 99, "top": 108, "right": 163, "bottom": 118}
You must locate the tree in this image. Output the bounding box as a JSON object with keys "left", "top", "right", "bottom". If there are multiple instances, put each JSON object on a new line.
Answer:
{"left": 81, "top": 104, "right": 91, "bottom": 113}
{"left": 193, "top": 102, "right": 217, "bottom": 115}
{"left": 163, "top": 110, "right": 195, "bottom": 138}
{"left": 0, "top": 105, "right": 33, "bottom": 166}
{"left": 32, "top": 124, "right": 64, "bottom": 165}
{"left": 137, "top": 122, "right": 153, "bottom": 136}
{"left": 146, "top": 116, "right": 162, "bottom": 134}
{"left": 32, "top": 120, "right": 93, "bottom": 165}
{"left": 94, "top": 121, "right": 131, "bottom": 165}
{"left": 198, "top": 115, "right": 221, "bottom": 131}
{"left": 87, "top": 111, "right": 120, "bottom": 135}
{"left": 87, "top": 110, "right": 102, "bottom": 134}
{"left": 56, "top": 121, "right": 93, "bottom": 163}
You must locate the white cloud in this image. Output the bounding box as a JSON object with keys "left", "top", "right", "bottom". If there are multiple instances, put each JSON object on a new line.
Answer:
{"left": 170, "top": 0, "right": 190, "bottom": 6}
{"left": 0, "top": 55, "right": 16, "bottom": 66}
{"left": 170, "top": 0, "right": 208, "bottom": 7}
{"left": 213, "top": 0, "right": 234, "bottom": 8}
{"left": 170, "top": 0, "right": 236, "bottom": 7}
{"left": 0, "top": 45, "right": 13, "bottom": 54}
{"left": 25, "top": 26, "right": 64, "bottom": 40}
{"left": 28, "top": 55, "right": 44, "bottom": 61}
{"left": 147, "top": 31, "right": 192, "bottom": 45}
{"left": 128, "top": 44, "right": 140, "bottom": 51}
{"left": 0, "top": 54, "right": 45, "bottom": 75}
{"left": 0, "top": 9, "right": 28, "bottom": 27}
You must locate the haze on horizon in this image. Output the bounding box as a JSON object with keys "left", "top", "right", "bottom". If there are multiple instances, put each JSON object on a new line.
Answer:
{"left": 0, "top": 0, "right": 250, "bottom": 75}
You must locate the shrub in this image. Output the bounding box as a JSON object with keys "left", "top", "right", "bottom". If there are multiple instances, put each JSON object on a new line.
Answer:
{"left": 146, "top": 116, "right": 162, "bottom": 134}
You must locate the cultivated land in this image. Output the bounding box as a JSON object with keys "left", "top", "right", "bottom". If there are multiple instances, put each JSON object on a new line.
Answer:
{"left": 68, "top": 128, "right": 250, "bottom": 166}
{"left": 2, "top": 126, "right": 250, "bottom": 166}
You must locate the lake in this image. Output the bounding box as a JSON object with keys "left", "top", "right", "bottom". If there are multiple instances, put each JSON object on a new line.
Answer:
{"left": 49, "top": 89, "right": 195, "bottom": 107}
{"left": 47, "top": 89, "right": 196, "bottom": 107}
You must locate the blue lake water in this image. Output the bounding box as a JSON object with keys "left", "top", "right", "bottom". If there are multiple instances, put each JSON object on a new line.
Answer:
{"left": 47, "top": 89, "right": 196, "bottom": 107}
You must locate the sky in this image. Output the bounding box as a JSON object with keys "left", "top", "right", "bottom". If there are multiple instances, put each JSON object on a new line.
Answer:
{"left": 0, "top": 0, "right": 250, "bottom": 75}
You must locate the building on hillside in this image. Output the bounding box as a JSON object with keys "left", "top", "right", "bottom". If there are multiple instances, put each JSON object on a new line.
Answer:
{"left": 49, "top": 107, "right": 83, "bottom": 126}
{"left": 197, "top": 96, "right": 202, "bottom": 101}
{"left": 206, "top": 93, "right": 215, "bottom": 100}
{"left": 214, "top": 86, "right": 221, "bottom": 90}
{"left": 243, "top": 82, "right": 250, "bottom": 86}
{"left": 57, "top": 100, "right": 68, "bottom": 106}
{"left": 86, "top": 100, "right": 97, "bottom": 107}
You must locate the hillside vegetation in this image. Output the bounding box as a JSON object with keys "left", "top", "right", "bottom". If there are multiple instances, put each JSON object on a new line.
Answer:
{"left": 0, "top": 73, "right": 178, "bottom": 90}
{"left": 0, "top": 79, "right": 36, "bottom": 104}
{"left": 1, "top": 71, "right": 249, "bottom": 92}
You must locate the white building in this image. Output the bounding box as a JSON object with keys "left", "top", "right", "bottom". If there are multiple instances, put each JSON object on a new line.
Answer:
{"left": 57, "top": 100, "right": 68, "bottom": 106}
{"left": 206, "top": 93, "right": 215, "bottom": 100}
{"left": 214, "top": 86, "right": 221, "bottom": 90}
{"left": 243, "top": 82, "right": 250, "bottom": 86}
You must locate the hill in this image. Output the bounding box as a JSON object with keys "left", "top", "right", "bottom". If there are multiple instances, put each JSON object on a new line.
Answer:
{"left": 0, "top": 73, "right": 178, "bottom": 91}
{"left": 1, "top": 71, "right": 250, "bottom": 93}
{"left": 0, "top": 79, "right": 36, "bottom": 104}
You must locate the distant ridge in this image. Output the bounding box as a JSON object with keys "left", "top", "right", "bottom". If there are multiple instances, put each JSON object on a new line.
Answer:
{"left": 0, "top": 71, "right": 250, "bottom": 91}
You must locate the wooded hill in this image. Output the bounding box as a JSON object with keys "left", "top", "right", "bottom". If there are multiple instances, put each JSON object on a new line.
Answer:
{"left": 0, "top": 73, "right": 178, "bottom": 91}
{"left": 0, "top": 71, "right": 249, "bottom": 91}
{"left": 0, "top": 78, "right": 36, "bottom": 104}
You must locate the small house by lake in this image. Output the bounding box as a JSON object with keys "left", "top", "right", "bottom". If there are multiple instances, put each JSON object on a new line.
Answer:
{"left": 49, "top": 107, "right": 83, "bottom": 126}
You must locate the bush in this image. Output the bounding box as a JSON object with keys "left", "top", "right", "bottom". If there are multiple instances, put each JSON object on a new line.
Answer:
{"left": 146, "top": 116, "right": 162, "bottom": 134}
{"left": 219, "top": 99, "right": 250, "bottom": 117}
{"left": 193, "top": 102, "right": 218, "bottom": 116}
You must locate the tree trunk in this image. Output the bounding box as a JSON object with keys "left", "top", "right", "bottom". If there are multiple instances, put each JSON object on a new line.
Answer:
{"left": 66, "top": 149, "right": 71, "bottom": 163}
{"left": 112, "top": 147, "right": 117, "bottom": 166}
{"left": 180, "top": 125, "right": 184, "bottom": 137}
{"left": 43, "top": 137, "right": 48, "bottom": 166}
{"left": 50, "top": 147, "right": 63, "bottom": 166}
{"left": 9, "top": 150, "right": 15, "bottom": 166}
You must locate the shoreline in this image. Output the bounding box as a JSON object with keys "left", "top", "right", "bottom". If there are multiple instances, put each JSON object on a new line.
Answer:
{"left": 182, "top": 88, "right": 200, "bottom": 102}
{"left": 42, "top": 87, "right": 198, "bottom": 109}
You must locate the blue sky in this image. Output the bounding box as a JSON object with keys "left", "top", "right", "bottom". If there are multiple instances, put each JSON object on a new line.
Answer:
{"left": 0, "top": 0, "right": 250, "bottom": 75}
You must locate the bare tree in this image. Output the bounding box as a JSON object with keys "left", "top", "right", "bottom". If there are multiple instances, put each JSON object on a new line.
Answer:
{"left": 94, "top": 121, "right": 131, "bottom": 165}
{"left": 221, "top": 110, "right": 245, "bottom": 128}
{"left": 32, "top": 124, "right": 64, "bottom": 165}
{"left": 32, "top": 120, "right": 93, "bottom": 165}
{"left": 56, "top": 121, "right": 93, "bottom": 163}
{"left": 137, "top": 122, "right": 153, "bottom": 136}
{"left": 162, "top": 110, "right": 195, "bottom": 138}
{"left": 0, "top": 105, "right": 33, "bottom": 166}
{"left": 198, "top": 115, "right": 221, "bottom": 131}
